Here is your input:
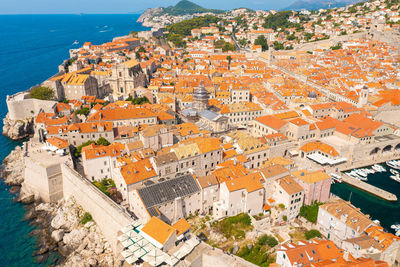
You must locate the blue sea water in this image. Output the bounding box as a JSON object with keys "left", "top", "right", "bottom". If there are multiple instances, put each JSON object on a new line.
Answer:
{"left": 331, "top": 164, "right": 400, "bottom": 234}
{"left": 0, "top": 14, "right": 147, "bottom": 266}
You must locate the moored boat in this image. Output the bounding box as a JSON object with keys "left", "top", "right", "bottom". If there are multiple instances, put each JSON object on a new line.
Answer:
{"left": 390, "top": 174, "right": 400, "bottom": 183}
{"left": 387, "top": 160, "right": 400, "bottom": 170}
{"left": 355, "top": 169, "right": 368, "bottom": 177}
{"left": 330, "top": 173, "right": 342, "bottom": 183}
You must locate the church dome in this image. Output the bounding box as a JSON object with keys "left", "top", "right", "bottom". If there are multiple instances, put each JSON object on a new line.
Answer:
{"left": 308, "top": 91, "right": 317, "bottom": 98}
{"left": 193, "top": 85, "right": 210, "bottom": 101}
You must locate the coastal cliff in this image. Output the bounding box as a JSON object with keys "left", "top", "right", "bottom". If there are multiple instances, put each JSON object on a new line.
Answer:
{"left": 136, "top": 7, "right": 163, "bottom": 23}
{"left": 2, "top": 114, "right": 34, "bottom": 140}
{"left": 2, "top": 145, "right": 116, "bottom": 266}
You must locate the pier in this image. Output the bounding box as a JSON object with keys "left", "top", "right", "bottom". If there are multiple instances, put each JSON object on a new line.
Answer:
{"left": 341, "top": 175, "right": 398, "bottom": 202}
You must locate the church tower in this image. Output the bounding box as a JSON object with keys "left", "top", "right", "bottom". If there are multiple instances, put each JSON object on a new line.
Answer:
{"left": 193, "top": 84, "right": 210, "bottom": 112}
{"left": 358, "top": 86, "right": 369, "bottom": 107}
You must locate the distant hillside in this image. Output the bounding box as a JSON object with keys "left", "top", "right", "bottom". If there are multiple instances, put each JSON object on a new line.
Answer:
{"left": 283, "top": 0, "right": 362, "bottom": 11}
{"left": 162, "top": 0, "right": 224, "bottom": 16}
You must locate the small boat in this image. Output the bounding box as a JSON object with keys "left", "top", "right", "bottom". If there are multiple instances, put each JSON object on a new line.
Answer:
{"left": 346, "top": 171, "right": 359, "bottom": 178}
{"left": 391, "top": 224, "right": 400, "bottom": 229}
{"left": 390, "top": 169, "right": 399, "bottom": 175}
{"left": 373, "top": 164, "right": 386, "bottom": 172}
{"left": 387, "top": 160, "right": 400, "bottom": 170}
{"left": 371, "top": 165, "right": 381, "bottom": 172}
{"left": 330, "top": 173, "right": 342, "bottom": 183}
{"left": 390, "top": 224, "right": 400, "bottom": 229}
{"left": 72, "top": 40, "right": 79, "bottom": 45}
{"left": 390, "top": 175, "right": 400, "bottom": 183}
{"left": 373, "top": 219, "right": 380, "bottom": 225}
{"left": 372, "top": 164, "right": 386, "bottom": 172}
{"left": 358, "top": 176, "right": 368, "bottom": 181}
{"left": 355, "top": 169, "right": 368, "bottom": 177}
{"left": 364, "top": 168, "right": 375, "bottom": 174}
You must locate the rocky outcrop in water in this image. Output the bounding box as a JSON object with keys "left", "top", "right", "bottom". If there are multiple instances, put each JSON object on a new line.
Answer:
{"left": 2, "top": 145, "right": 25, "bottom": 186}
{"left": 32, "top": 198, "right": 115, "bottom": 267}
{"left": 2, "top": 114, "right": 34, "bottom": 140}
{"left": 1, "top": 146, "right": 116, "bottom": 266}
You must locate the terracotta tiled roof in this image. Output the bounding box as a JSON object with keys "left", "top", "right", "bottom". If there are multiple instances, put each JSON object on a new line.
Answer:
{"left": 140, "top": 217, "right": 176, "bottom": 245}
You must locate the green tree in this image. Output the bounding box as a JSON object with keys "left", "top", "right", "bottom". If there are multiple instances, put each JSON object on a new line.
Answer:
{"left": 237, "top": 244, "right": 275, "bottom": 266}
{"left": 96, "top": 137, "right": 110, "bottom": 146}
{"left": 74, "top": 140, "right": 95, "bottom": 157}
{"left": 300, "top": 202, "right": 322, "bottom": 223}
{"left": 30, "top": 86, "right": 55, "bottom": 100}
{"left": 74, "top": 137, "right": 110, "bottom": 157}
{"left": 254, "top": 35, "right": 268, "bottom": 51}
{"left": 135, "top": 51, "right": 141, "bottom": 60}
{"left": 287, "top": 34, "right": 296, "bottom": 41}
{"left": 238, "top": 38, "right": 247, "bottom": 47}
{"left": 330, "top": 42, "right": 342, "bottom": 50}
{"left": 273, "top": 41, "right": 284, "bottom": 50}
{"left": 167, "top": 33, "right": 186, "bottom": 47}
{"left": 75, "top": 107, "right": 90, "bottom": 116}
{"left": 166, "top": 15, "right": 220, "bottom": 36}
{"left": 304, "top": 32, "right": 314, "bottom": 41}
{"left": 258, "top": 234, "right": 278, "bottom": 247}
{"left": 126, "top": 96, "right": 150, "bottom": 105}
{"left": 226, "top": 55, "right": 232, "bottom": 70}
{"left": 305, "top": 229, "right": 322, "bottom": 240}
{"left": 252, "top": 24, "right": 258, "bottom": 30}
{"left": 222, "top": 42, "right": 236, "bottom": 52}
{"left": 262, "top": 11, "right": 295, "bottom": 30}
{"left": 348, "top": 6, "right": 357, "bottom": 13}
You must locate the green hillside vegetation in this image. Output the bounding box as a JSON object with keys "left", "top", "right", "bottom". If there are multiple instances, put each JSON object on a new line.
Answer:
{"left": 166, "top": 15, "right": 220, "bottom": 36}
{"left": 262, "top": 11, "right": 297, "bottom": 30}
{"left": 162, "top": 0, "right": 224, "bottom": 16}
{"left": 166, "top": 15, "right": 220, "bottom": 47}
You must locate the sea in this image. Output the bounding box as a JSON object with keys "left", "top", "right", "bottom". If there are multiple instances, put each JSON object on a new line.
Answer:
{"left": 0, "top": 14, "right": 148, "bottom": 266}
{"left": 0, "top": 13, "right": 399, "bottom": 267}
{"left": 331, "top": 163, "right": 400, "bottom": 234}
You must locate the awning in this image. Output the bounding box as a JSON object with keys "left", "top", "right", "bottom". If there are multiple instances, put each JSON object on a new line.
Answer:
{"left": 289, "top": 150, "right": 299, "bottom": 156}
{"left": 306, "top": 153, "right": 347, "bottom": 166}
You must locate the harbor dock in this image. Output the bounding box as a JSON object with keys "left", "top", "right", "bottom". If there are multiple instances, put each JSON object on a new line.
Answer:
{"left": 341, "top": 175, "right": 398, "bottom": 202}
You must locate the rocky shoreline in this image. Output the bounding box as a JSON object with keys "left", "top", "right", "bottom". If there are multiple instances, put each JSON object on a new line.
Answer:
{"left": 2, "top": 146, "right": 116, "bottom": 266}
{"left": 2, "top": 115, "right": 34, "bottom": 141}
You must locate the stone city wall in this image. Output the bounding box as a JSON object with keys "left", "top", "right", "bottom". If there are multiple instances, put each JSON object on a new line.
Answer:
{"left": 293, "top": 32, "right": 367, "bottom": 51}
{"left": 61, "top": 164, "right": 133, "bottom": 255}
{"left": 6, "top": 91, "right": 57, "bottom": 121}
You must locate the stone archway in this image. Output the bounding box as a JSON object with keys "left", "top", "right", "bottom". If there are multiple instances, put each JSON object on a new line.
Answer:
{"left": 382, "top": 145, "right": 393, "bottom": 153}
{"left": 395, "top": 144, "right": 400, "bottom": 151}
{"left": 370, "top": 147, "right": 380, "bottom": 155}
